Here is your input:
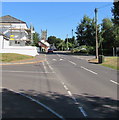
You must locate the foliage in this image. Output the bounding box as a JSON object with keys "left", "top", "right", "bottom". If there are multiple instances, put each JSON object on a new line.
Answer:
{"left": 71, "top": 45, "right": 95, "bottom": 54}
{"left": 75, "top": 15, "right": 99, "bottom": 47}
{"left": 32, "top": 32, "right": 40, "bottom": 47}
{"left": 47, "top": 36, "right": 63, "bottom": 50}
{"left": 112, "top": 1, "right": 119, "bottom": 25}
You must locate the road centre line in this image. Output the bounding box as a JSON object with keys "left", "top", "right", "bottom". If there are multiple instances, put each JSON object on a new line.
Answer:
{"left": 68, "top": 60, "right": 77, "bottom": 66}
{"left": 1, "top": 87, "right": 64, "bottom": 120}
{"left": 81, "top": 66, "right": 98, "bottom": 75}
{"left": 42, "top": 62, "right": 48, "bottom": 73}
{"left": 57, "top": 54, "right": 61, "bottom": 57}
{"left": 79, "top": 107, "right": 88, "bottom": 117}
{"left": 61, "top": 82, "right": 88, "bottom": 117}
{"left": 110, "top": 80, "right": 119, "bottom": 85}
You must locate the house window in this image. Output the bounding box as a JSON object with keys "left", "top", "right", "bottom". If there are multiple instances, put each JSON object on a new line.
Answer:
{"left": 15, "top": 41, "right": 20, "bottom": 44}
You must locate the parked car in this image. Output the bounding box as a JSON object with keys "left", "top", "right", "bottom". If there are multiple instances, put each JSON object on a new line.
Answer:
{"left": 47, "top": 49, "right": 53, "bottom": 53}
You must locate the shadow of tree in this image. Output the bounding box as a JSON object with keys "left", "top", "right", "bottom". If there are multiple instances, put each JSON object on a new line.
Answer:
{"left": 2, "top": 89, "right": 61, "bottom": 119}
{"left": 18, "top": 89, "right": 119, "bottom": 119}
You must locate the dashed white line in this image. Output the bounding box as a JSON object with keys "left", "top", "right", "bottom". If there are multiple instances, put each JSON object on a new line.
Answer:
{"left": 63, "top": 85, "right": 68, "bottom": 90}
{"left": 68, "top": 60, "right": 76, "bottom": 66}
{"left": 61, "top": 82, "right": 88, "bottom": 117}
{"left": 60, "top": 59, "right": 63, "bottom": 61}
{"left": 42, "top": 62, "right": 48, "bottom": 73}
{"left": 67, "top": 90, "right": 72, "bottom": 97}
{"left": 79, "top": 107, "right": 88, "bottom": 117}
{"left": 81, "top": 66, "right": 98, "bottom": 75}
{"left": 110, "top": 80, "right": 119, "bottom": 85}
{"left": 52, "top": 59, "right": 57, "bottom": 61}
{"left": 57, "top": 54, "right": 60, "bottom": 57}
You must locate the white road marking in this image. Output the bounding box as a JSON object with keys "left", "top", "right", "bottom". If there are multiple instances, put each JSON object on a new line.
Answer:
{"left": 1, "top": 70, "right": 54, "bottom": 74}
{"left": 57, "top": 54, "right": 60, "bottom": 57}
{"left": 46, "top": 61, "right": 55, "bottom": 73}
{"left": 68, "top": 60, "right": 76, "bottom": 66}
{"left": 60, "top": 59, "right": 63, "bottom": 61}
{"left": 52, "top": 59, "right": 57, "bottom": 61}
{"left": 1, "top": 87, "right": 64, "bottom": 120}
{"left": 110, "top": 80, "right": 119, "bottom": 85}
{"left": 81, "top": 66, "right": 98, "bottom": 75}
{"left": 63, "top": 85, "right": 68, "bottom": 90}
{"left": 67, "top": 91, "right": 72, "bottom": 96}
{"left": 79, "top": 107, "right": 88, "bottom": 117}
{"left": 61, "top": 82, "right": 88, "bottom": 117}
{"left": 42, "top": 62, "right": 48, "bottom": 73}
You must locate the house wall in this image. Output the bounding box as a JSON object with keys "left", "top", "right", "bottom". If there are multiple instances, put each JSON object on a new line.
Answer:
{"left": 0, "top": 35, "right": 38, "bottom": 56}
{"left": 0, "top": 23, "right": 30, "bottom": 46}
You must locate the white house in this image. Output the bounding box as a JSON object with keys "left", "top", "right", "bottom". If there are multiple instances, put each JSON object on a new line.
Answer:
{"left": 0, "top": 15, "right": 38, "bottom": 56}
{"left": 38, "top": 30, "right": 50, "bottom": 52}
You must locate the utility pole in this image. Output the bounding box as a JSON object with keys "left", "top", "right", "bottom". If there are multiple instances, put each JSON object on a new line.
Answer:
{"left": 66, "top": 34, "right": 68, "bottom": 51}
{"left": 95, "top": 8, "right": 99, "bottom": 60}
{"left": 72, "top": 29, "right": 73, "bottom": 38}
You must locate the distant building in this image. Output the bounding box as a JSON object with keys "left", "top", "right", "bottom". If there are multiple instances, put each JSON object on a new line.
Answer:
{"left": 0, "top": 15, "right": 31, "bottom": 46}
{"left": 38, "top": 30, "right": 50, "bottom": 52}
{"left": 0, "top": 15, "right": 38, "bottom": 56}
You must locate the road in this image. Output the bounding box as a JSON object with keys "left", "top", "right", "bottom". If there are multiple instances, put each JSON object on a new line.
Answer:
{"left": 2, "top": 53, "right": 119, "bottom": 119}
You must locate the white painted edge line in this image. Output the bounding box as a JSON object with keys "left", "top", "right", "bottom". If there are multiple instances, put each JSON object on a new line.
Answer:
{"left": 81, "top": 66, "right": 98, "bottom": 75}
{"left": 79, "top": 107, "right": 88, "bottom": 117}
{"left": 1, "top": 87, "right": 64, "bottom": 120}
{"left": 1, "top": 70, "right": 54, "bottom": 74}
{"left": 20, "top": 93, "right": 64, "bottom": 120}
{"left": 110, "top": 80, "right": 119, "bottom": 85}
{"left": 68, "top": 60, "right": 76, "bottom": 66}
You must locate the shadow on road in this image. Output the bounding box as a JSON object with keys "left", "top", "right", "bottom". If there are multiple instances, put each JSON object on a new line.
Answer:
{"left": 18, "top": 89, "right": 119, "bottom": 119}
{"left": 2, "top": 88, "right": 60, "bottom": 119}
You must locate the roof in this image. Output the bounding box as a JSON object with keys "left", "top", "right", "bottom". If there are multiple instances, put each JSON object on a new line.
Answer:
{"left": 38, "top": 40, "right": 50, "bottom": 48}
{"left": 0, "top": 15, "right": 26, "bottom": 23}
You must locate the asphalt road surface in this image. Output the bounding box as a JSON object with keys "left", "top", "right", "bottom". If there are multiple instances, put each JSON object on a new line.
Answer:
{"left": 2, "top": 53, "right": 119, "bottom": 119}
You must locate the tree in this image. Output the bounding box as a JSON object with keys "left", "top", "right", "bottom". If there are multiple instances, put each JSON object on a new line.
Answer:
{"left": 111, "top": 1, "right": 119, "bottom": 49}
{"left": 32, "top": 32, "right": 40, "bottom": 47}
{"left": 47, "top": 36, "right": 63, "bottom": 50}
{"left": 112, "top": 1, "right": 119, "bottom": 25}
{"left": 75, "top": 15, "right": 98, "bottom": 47}
{"left": 101, "top": 18, "right": 119, "bottom": 55}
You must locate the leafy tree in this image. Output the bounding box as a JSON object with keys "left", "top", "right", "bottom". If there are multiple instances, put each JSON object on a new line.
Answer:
{"left": 75, "top": 15, "right": 99, "bottom": 47}
{"left": 112, "top": 1, "right": 119, "bottom": 25}
{"left": 111, "top": 2, "right": 119, "bottom": 49}
{"left": 47, "top": 36, "right": 63, "bottom": 50}
{"left": 32, "top": 32, "right": 40, "bottom": 47}
{"left": 101, "top": 18, "right": 119, "bottom": 55}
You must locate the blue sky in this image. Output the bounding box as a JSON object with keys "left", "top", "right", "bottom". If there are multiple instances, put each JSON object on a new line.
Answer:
{"left": 2, "top": 2, "right": 113, "bottom": 40}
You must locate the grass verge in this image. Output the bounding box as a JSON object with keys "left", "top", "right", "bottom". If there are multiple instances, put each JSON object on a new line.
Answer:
{"left": 88, "top": 56, "right": 119, "bottom": 70}
{"left": 0, "top": 53, "right": 35, "bottom": 62}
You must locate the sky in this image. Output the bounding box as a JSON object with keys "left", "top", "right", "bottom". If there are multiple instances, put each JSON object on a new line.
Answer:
{"left": 1, "top": 2, "right": 114, "bottom": 40}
